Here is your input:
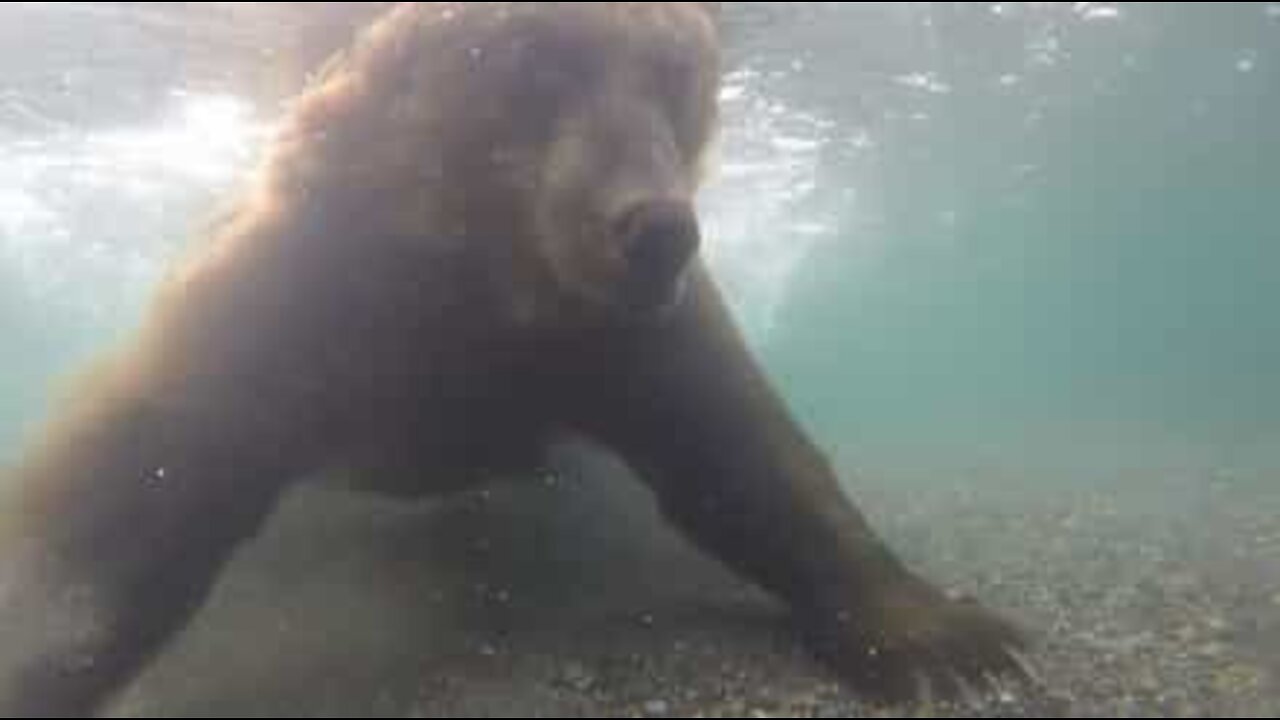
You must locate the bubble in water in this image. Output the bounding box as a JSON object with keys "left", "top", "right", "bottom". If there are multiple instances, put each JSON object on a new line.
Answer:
{"left": 1074, "top": 2, "right": 1121, "bottom": 21}
{"left": 848, "top": 129, "right": 874, "bottom": 151}
{"left": 1237, "top": 54, "right": 1257, "bottom": 74}
{"left": 895, "top": 72, "right": 952, "bottom": 95}
{"left": 719, "top": 84, "right": 746, "bottom": 102}
{"left": 1084, "top": 6, "right": 1121, "bottom": 21}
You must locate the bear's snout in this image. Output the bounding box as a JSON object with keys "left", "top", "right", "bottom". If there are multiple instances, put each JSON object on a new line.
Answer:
{"left": 613, "top": 199, "right": 701, "bottom": 311}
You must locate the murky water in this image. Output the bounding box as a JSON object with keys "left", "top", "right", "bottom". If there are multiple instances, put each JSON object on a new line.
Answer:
{"left": 1, "top": 3, "right": 1277, "bottom": 717}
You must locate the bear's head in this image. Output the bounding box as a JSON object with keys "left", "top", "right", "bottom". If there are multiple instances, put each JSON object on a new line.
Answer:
{"left": 279, "top": 3, "right": 723, "bottom": 323}
{"left": 516, "top": 3, "right": 722, "bottom": 320}
{"left": 453, "top": 2, "right": 724, "bottom": 321}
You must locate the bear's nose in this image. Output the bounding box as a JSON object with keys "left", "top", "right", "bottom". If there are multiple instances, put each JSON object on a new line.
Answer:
{"left": 614, "top": 199, "right": 701, "bottom": 299}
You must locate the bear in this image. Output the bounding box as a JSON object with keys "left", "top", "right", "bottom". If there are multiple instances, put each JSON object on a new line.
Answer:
{"left": 0, "top": 3, "right": 1028, "bottom": 716}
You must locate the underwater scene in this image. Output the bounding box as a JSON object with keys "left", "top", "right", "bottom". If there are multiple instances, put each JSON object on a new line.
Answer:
{"left": 0, "top": 3, "right": 1276, "bottom": 717}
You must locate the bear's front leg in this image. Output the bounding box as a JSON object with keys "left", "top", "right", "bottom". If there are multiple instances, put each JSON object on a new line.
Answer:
{"left": 0, "top": 242, "right": 343, "bottom": 717}
{"left": 0, "top": 378, "right": 297, "bottom": 717}
{"left": 577, "top": 266, "right": 1030, "bottom": 703}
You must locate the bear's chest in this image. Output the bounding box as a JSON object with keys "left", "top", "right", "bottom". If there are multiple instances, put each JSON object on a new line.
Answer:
{"left": 336, "top": 362, "right": 565, "bottom": 497}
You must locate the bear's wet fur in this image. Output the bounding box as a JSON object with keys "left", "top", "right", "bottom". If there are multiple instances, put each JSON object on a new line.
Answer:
{"left": 0, "top": 4, "right": 1027, "bottom": 715}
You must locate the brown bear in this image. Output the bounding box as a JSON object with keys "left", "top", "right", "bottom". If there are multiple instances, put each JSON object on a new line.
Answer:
{"left": 0, "top": 3, "right": 1027, "bottom": 716}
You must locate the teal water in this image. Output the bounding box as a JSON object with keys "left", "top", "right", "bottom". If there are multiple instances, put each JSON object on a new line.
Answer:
{"left": 1, "top": 2, "right": 1277, "bottom": 478}
{"left": 0, "top": 5, "right": 1277, "bottom": 717}
{"left": 760, "top": 4, "right": 1280, "bottom": 477}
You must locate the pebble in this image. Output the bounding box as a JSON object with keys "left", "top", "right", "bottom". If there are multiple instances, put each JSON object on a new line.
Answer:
{"left": 643, "top": 699, "right": 671, "bottom": 716}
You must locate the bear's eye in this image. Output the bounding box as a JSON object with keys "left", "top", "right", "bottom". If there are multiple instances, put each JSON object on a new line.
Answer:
{"left": 510, "top": 38, "right": 603, "bottom": 129}
{"left": 652, "top": 46, "right": 701, "bottom": 89}
{"left": 523, "top": 33, "right": 602, "bottom": 90}
{"left": 529, "top": 63, "right": 578, "bottom": 97}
